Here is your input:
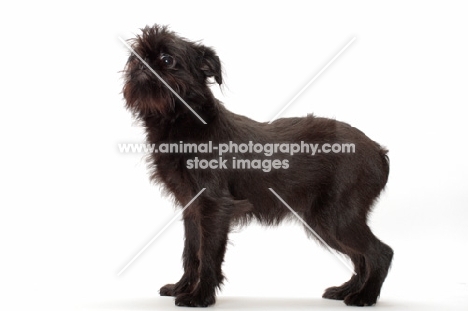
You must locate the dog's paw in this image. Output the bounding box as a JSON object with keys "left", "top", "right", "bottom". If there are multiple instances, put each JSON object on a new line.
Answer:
{"left": 323, "top": 281, "right": 363, "bottom": 301}
{"left": 160, "top": 281, "right": 195, "bottom": 297}
{"left": 175, "top": 291, "right": 216, "bottom": 308}
{"left": 160, "top": 284, "right": 176, "bottom": 296}
{"left": 344, "top": 292, "right": 377, "bottom": 307}
{"left": 323, "top": 286, "right": 348, "bottom": 300}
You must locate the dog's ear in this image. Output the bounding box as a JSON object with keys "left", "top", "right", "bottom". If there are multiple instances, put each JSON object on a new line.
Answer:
{"left": 200, "top": 47, "right": 222, "bottom": 85}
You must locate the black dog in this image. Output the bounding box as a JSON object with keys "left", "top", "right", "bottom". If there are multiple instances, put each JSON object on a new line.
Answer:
{"left": 122, "top": 25, "right": 393, "bottom": 307}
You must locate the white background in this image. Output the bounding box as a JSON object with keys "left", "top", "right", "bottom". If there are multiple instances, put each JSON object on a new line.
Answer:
{"left": 1, "top": 1, "right": 467, "bottom": 310}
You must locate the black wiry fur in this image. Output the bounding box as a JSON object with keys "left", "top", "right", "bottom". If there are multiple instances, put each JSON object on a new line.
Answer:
{"left": 122, "top": 24, "right": 393, "bottom": 307}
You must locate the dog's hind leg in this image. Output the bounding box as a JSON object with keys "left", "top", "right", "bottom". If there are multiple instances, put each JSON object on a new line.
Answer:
{"left": 338, "top": 223, "right": 393, "bottom": 306}
{"left": 303, "top": 196, "right": 392, "bottom": 306}
{"left": 322, "top": 254, "right": 367, "bottom": 300}
{"left": 301, "top": 213, "right": 368, "bottom": 301}
{"left": 319, "top": 215, "right": 393, "bottom": 306}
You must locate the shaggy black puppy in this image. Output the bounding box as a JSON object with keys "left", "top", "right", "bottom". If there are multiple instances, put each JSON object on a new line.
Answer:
{"left": 122, "top": 25, "right": 393, "bottom": 307}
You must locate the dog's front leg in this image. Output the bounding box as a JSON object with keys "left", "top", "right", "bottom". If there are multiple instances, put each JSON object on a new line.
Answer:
{"left": 160, "top": 213, "right": 200, "bottom": 297}
{"left": 175, "top": 197, "right": 230, "bottom": 307}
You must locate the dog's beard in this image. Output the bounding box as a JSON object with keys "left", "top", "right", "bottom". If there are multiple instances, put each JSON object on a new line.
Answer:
{"left": 123, "top": 66, "right": 177, "bottom": 117}
{"left": 123, "top": 66, "right": 210, "bottom": 119}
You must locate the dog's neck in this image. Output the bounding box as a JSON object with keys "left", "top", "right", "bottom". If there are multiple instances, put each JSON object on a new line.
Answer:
{"left": 142, "top": 93, "right": 224, "bottom": 143}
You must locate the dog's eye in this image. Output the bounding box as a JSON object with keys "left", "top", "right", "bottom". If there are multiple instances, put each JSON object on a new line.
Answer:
{"left": 160, "top": 54, "right": 176, "bottom": 68}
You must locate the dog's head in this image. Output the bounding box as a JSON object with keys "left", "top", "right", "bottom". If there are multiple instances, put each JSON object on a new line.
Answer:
{"left": 122, "top": 25, "right": 222, "bottom": 118}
